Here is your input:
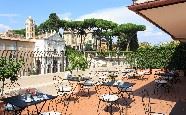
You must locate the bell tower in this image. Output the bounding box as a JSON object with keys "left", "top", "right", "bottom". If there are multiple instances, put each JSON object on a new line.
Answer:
{"left": 25, "top": 16, "right": 35, "bottom": 39}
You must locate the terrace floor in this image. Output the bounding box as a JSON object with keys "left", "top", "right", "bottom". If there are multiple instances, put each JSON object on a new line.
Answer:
{"left": 4, "top": 73, "right": 186, "bottom": 115}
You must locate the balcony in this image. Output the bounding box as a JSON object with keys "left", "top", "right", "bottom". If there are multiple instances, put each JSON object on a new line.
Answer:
{"left": 132, "top": 0, "right": 156, "bottom": 4}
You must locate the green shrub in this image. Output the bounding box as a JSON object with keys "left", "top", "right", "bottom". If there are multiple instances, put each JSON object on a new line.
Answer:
{"left": 125, "top": 41, "right": 186, "bottom": 70}
{"left": 0, "top": 57, "right": 24, "bottom": 96}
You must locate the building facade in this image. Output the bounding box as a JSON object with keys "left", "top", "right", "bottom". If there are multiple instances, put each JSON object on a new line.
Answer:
{"left": 0, "top": 16, "right": 66, "bottom": 76}
{"left": 63, "top": 30, "right": 109, "bottom": 51}
{"left": 25, "top": 16, "right": 35, "bottom": 39}
{"left": 34, "top": 33, "right": 65, "bottom": 74}
{"left": 63, "top": 30, "right": 97, "bottom": 50}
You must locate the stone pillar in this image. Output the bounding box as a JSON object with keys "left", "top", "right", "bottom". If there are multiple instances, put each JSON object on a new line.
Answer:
{"left": 61, "top": 51, "right": 64, "bottom": 72}
{"left": 57, "top": 61, "right": 60, "bottom": 72}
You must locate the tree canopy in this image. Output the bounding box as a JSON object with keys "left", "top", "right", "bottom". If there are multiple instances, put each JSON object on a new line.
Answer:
{"left": 114, "top": 23, "right": 146, "bottom": 51}
{"left": 14, "top": 13, "right": 146, "bottom": 51}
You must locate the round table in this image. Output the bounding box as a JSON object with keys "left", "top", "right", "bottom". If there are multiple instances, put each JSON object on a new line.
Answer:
{"left": 40, "top": 111, "right": 61, "bottom": 115}
{"left": 99, "top": 94, "right": 119, "bottom": 115}
{"left": 154, "top": 79, "right": 170, "bottom": 93}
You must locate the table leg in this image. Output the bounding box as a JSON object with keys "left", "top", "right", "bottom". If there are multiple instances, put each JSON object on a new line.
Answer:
{"left": 35, "top": 100, "right": 48, "bottom": 114}
{"left": 88, "top": 88, "right": 90, "bottom": 98}
{"left": 110, "top": 103, "right": 113, "bottom": 115}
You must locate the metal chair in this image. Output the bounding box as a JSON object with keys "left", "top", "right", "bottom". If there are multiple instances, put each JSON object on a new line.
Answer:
{"left": 142, "top": 89, "right": 166, "bottom": 115}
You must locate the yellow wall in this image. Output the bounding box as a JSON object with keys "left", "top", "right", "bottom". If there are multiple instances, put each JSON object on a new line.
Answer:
{"left": 0, "top": 39, "right": 35, "bottom": 71}
{"left": 0, "top": 39, "right": 35, "bottom": 51}
{"left": 100, "top": 41, "right": 108, "bottom": 51}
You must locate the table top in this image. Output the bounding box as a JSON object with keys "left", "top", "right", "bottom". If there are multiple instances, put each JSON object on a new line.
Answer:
{"left": 41, "top": 111, "right": 61, "bottom": 115}
{"left": 137, "top": 71, "right": 146, "bottom": 75}
{"left": 156, "top": 72, "right": 174, "bottom": 76}
{"left": 82, "top": 80, "right": 94, "bottom": 86}
{"left": 155, "top": 80, "right": 168, "bottom": 84}
{"left": 118, "top": 82, "right": 135, "bottom": 88}
{"left": 161, "top": 76, "right": 173, "bottom": 80}
{"left": 102, "top": 80, "right": 123, "bottom": 86}
{"left": 102, "top": 81, "right": 135, "bottom": 88}
{"left": 2, "top": 93, "right": 56, "bottom": 109}
{"left": 170, "top": 101, "right": 186, "bottom": 115}
{"left": 100, "top": 94, "right": 118, "bottom": 102}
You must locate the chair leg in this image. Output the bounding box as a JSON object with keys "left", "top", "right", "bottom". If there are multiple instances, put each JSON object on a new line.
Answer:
{"left": 97, "top": 99, "right": 102, "bottom": 114}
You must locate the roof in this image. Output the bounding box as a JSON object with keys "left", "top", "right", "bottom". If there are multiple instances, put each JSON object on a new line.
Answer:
{"left": 0, "top": 37, "right": 35, "bottom": 42}
{"left": 37, "top": 33, "right": 64, "bottom": 41}
{"left": 129, "top": 0, "right": 186, "bottom": 11}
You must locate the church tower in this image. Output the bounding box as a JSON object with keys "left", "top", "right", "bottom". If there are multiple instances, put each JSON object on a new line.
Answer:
{"left": 25, "top": 16, "right": 35, "bottom": 39}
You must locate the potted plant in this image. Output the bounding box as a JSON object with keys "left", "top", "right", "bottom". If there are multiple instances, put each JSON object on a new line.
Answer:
{"left": 0, "top": 57, "right": 24, "bottom": 96}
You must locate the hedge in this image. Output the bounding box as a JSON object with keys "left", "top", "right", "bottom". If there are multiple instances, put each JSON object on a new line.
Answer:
{"left": 126, "top": 42, "right": 186, "bottom": 70}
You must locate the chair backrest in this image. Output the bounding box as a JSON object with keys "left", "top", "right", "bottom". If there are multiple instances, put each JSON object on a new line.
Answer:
{"left": 18, "top": 89, "right": 27, "bottom": 95}
{"left": 64, "top": 71, "right": 72, "bottom": 79}
{"left": 9, "top": 90, "right": 18, "bottom": 96}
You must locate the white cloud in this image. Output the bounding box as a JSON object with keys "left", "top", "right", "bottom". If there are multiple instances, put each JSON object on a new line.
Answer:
{"left": 0, "top": 24, "right": 11, "bottom": 32}
{"left": 0, "top": 13, "right": 18, "bottom": 17}
{"left": 58, "top": 12, "right": 72, "bottom": 21}
{"left": 77, "top": 6, "right": 172, "bottom": 44}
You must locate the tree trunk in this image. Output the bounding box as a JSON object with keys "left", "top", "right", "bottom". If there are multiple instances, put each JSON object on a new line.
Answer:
{"left": 126, "top": 38, "right": 131, "bottom": 51}
{"left": 95, "top": 39, "right": 98, "bottom": 51}
{"left": 99, "top": 39, "right": 102, "bottom": 51}
{"left": 109, "top": 37, "right": 112, "bottom": 51}
{"left": 107, "top": 42, "right": 109, "bottom": 51}
{"left": 80, "top": 35, "right": 83, "bottom": 50}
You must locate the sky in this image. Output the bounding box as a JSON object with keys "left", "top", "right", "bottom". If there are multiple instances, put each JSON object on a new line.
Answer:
{"left": 0, "top": 0, "right": 172, "bottom": 44}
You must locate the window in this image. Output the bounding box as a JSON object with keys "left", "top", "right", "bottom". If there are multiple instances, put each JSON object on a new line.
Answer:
{"left": 77, "top": 46, "right": 79, "bottom": 50}
{"left": 6, "top": 44, "right": 16, "bottom": 50}
{"left": 0, "top": 43, "right": 5, "bottom": 50}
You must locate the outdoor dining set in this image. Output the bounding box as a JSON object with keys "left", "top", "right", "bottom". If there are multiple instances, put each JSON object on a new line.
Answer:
{"left": 153, "top": 70, "right": 181, "bottom": 94}
{"left": 0, "top": 67, "right": 181, "bottom": 115}
{"left": 51, "top": 69, "right": 137, "bottom": 115}
{"left": 0, "top": 88, "right": 58, "bottom": 115}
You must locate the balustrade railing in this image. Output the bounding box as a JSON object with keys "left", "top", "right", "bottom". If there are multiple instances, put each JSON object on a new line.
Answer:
{"left": 0, "top": 50, "right": 65, "bottom": 77}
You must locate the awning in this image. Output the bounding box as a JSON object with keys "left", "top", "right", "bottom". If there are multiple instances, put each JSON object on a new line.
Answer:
{"left": 128, "top": 0, "right": 186, "bottom": 41}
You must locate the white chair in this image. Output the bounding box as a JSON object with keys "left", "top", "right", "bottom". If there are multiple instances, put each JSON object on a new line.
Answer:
{"left": 64, "top": 71, "right": 72, "bottom": 79}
